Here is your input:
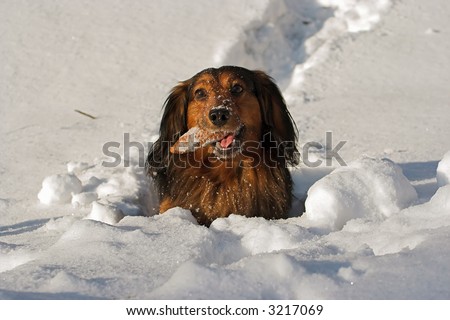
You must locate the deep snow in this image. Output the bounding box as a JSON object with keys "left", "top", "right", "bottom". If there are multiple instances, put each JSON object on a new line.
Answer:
{"left": 1, "top": 0, "right": 450, "bottom": 299}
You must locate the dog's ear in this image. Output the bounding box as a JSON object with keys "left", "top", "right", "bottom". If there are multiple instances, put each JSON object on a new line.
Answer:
{"left": 146, "top": 80, "right": 190, "bottom": 178}
{"left": 253, "top": 71, "right": 299, "bottom": 166}
{"left": 159, "top": 80, "right": 190, "bottom": 145}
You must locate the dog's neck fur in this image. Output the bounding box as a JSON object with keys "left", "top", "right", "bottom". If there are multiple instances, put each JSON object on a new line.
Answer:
{"left": 158, "top": 152, "right": 292, "bottom": 226}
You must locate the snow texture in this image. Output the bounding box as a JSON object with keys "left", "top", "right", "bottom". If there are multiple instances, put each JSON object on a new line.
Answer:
{"left": 1, "top": 0, "right": 450, "bottom": 299}
{"left": 37, "top": 174, "right": 83, "bottom": 205}
{"left": 304, "top": 157, "right": 418, "bottom": 232}
{"left": 437, "top": 151, "right": 450, "bottom": 187}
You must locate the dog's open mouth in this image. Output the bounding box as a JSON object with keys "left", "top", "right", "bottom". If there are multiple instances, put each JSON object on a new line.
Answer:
{"left": 170, "top": 125, "right": 243, "bottom": 158}
{"left": 212, "top": 128, "right": 243, "bottom": 159}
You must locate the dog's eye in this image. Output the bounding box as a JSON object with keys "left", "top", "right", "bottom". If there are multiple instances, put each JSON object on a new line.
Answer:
{"left": 194, "top": 88, "right": 207, "bottom": 100}
{"left": 230, "top": 84, "right": 243, "bottom": 95}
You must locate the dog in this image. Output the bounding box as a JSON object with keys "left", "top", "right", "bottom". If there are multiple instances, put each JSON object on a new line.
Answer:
{"left": 146, "top": 66, "right": 299, "bottom": 225}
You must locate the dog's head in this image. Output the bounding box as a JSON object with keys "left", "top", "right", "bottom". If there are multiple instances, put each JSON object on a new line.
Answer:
{"left": 147, "top": 66, "right": 299, "bottom": 174}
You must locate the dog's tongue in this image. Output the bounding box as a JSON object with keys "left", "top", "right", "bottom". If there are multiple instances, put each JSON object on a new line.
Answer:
{"left": 220, "top": 134, "right": 234, "bottom": 148}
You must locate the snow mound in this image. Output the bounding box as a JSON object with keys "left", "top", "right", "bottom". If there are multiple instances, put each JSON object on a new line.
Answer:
{"left": 210, "top": 215, "right": 314, "bottom": 255}
{"left": 86, "top": 201, "right": 125, "bottom": 225}
{"left": 304, "top": 157, "right": 418, "bottom": 232}
{"left": 71, "top": 192, "right": 98, "bottom": 208}
{"left": 429, "top": 184, "right": 450, "bottom": 211}
{"left": 37, "top": 174, "right": 82, "bottom": 205}
{"left": 157, "top": 207, "right": 199, "bottom": 225}
{"left": 37, "top": 160, "right": 156, "bottom": 223}
{"left": 150, "top": 253, "right": 337, "bottom": 299}
{"left": 326, "top": 183, "right": 450, "bottom": 256}
{"left": 437, "top": 150, "right": 450, "bottom": 187}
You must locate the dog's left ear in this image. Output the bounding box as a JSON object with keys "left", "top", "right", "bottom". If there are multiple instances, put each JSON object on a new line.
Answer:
{"left": 253, "top": 71, "right": 299, "bottom": 166}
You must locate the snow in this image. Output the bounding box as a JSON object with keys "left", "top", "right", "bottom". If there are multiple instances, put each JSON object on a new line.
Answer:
{"left": 71, "top": 192, "right": 97, "bottom": 209}
{"left": 86, "top": 201, "right": 125, "bottom": 225}
{"left": 37, "top": 174, "right": 82, "bottom": 205}
{"left": 2, "top": 0, "right": 450, "bottom": 299}
{"left": 303, "top": 157, "right": 418, "bottom": 232}
{"left": 437, "top": 151, "right": 450, "bottom": 187}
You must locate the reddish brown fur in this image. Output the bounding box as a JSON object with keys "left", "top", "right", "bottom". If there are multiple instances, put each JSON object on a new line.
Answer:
{"left": 146, "top": 66, "right": 299, "bottom": 226}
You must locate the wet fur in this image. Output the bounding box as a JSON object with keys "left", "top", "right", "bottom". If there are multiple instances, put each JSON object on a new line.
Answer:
{"left": 146, "top": 66, "right": 299, "bottom": 226}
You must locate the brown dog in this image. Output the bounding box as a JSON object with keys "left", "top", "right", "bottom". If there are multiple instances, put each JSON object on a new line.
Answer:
{"left": 146, "top": 66, "right": 299, "bottom": 225}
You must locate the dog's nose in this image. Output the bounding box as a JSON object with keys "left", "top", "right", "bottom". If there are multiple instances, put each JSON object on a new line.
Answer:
{"left": 209, "top": 107, "right": 230, "bottom": 127}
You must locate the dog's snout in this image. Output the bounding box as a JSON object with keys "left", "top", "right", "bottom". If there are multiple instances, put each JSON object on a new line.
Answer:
{"left": 222, "top": 99, "right": 232, "bottom": 107}
{"left": 209, "top": 107, "right": 230, "bottom": 127}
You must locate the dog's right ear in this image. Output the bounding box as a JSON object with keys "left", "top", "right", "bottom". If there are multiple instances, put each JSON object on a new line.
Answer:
{"left": 159, "top": 80, "right": 191, "bottom": 145}
{"left": 146, "top": 80, "right": 190, "bottom": 178}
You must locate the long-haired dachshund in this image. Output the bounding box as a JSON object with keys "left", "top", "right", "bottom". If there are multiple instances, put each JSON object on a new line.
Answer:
{"left": 146, "top": 66, "right": 299, "bottom": 225}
